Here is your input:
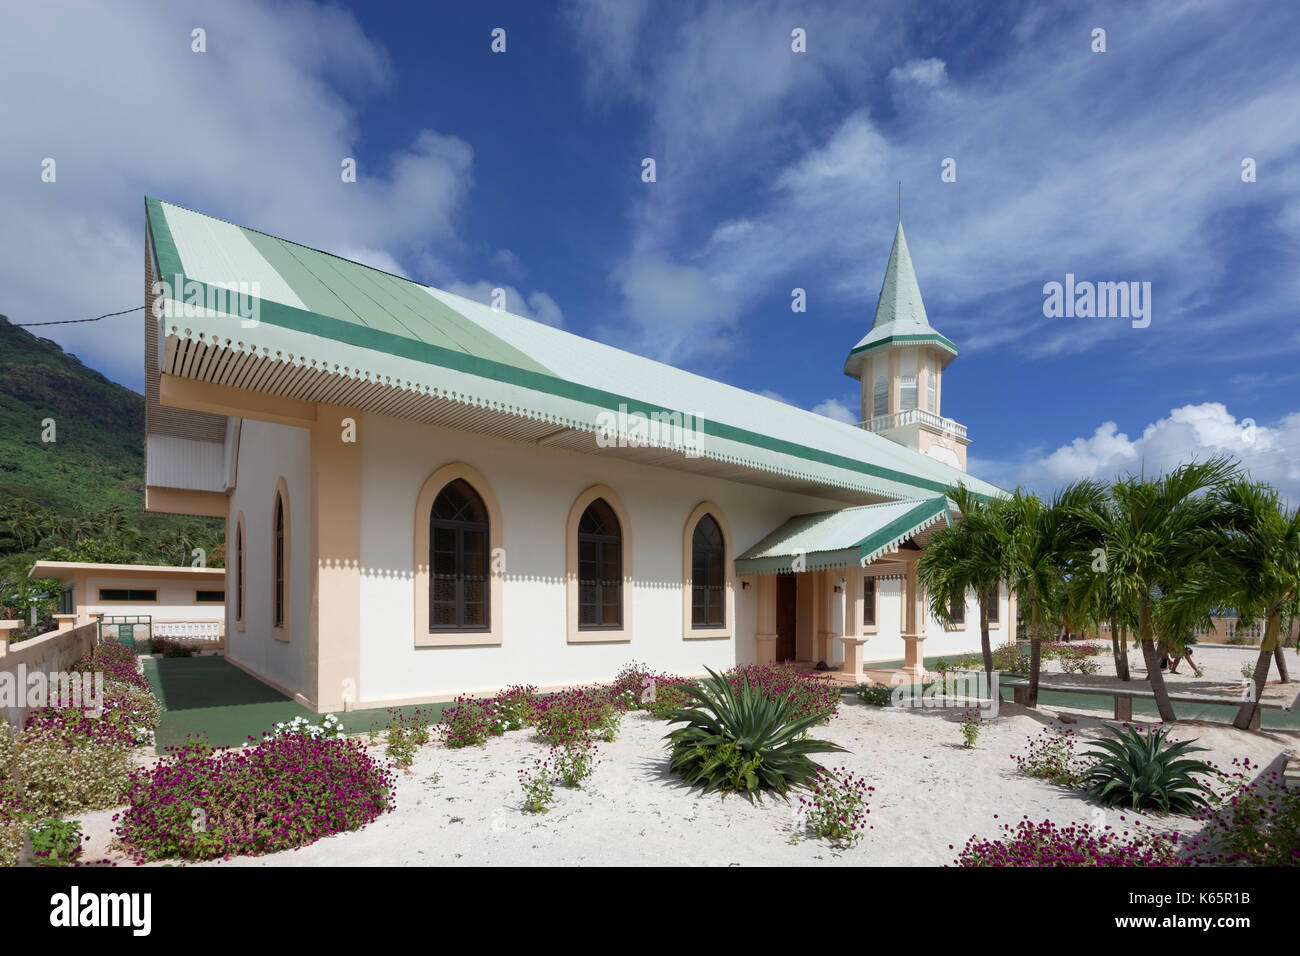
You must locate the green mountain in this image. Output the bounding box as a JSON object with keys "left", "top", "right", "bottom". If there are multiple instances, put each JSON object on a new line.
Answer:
{"left": 0, "top": 316, "right": 146, "bottom": 514}
{"left": 0, "top": 316, "right": 223, "bottom": 612}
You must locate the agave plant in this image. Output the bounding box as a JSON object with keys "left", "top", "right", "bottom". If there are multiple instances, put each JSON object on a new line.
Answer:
{"left": 663, "top": 668, "right": 846, "bottom": 800}
{"left": 1080, "top": 725, "right": 1215, "bottom": 814}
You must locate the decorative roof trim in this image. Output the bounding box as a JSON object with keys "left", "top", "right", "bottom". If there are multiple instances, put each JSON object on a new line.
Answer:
{"left": 733, "top": 496, "right": 953, "bottom": 575}
{"left": 147, "top": 198, "right": 999, "bottom": 503}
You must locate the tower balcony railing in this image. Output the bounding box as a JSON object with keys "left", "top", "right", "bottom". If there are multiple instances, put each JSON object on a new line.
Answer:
{"left": 857, "top": 408, "right": 968, "bottom": 441}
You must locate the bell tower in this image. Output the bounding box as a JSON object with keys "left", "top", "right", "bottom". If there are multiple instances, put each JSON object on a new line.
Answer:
{"left": 844, "top": 220, "right": 970, "bottom": 470}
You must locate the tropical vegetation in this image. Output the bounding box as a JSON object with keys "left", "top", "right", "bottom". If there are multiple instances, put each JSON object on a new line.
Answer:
{"left": 663, "top": 668, "right": 845, "bottom": 800}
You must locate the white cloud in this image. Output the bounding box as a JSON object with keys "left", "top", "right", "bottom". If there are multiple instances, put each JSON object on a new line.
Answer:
{"left": 889, "top": 57, "right": 947, "bottom": 87}
{"left": 566, "top": 0, "right": 1300, "bottom": 374}
{"left": 970, "top": 402, "right": 1300, "bottom": 500}
{"left": 610, "top": 256, "right": 742, "bottom": 363}
{"left": 0, "top": 0, "right": 479, "bottom": 388}
{"left": 444, "top": 281, "right": 565, "bottom": 328}
{"left": 811, "top": 397, "right": 858, "bottom": 424}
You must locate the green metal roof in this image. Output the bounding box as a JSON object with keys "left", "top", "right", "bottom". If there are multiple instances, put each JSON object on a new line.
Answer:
{"left": 844, "top": 221, "right": 956, "bottom": 379}
{"left": 734, "top": 497, "right": 952, "bottom": 574}
{"left": 145, "top": 198, "right": 1003, "bottom": 503}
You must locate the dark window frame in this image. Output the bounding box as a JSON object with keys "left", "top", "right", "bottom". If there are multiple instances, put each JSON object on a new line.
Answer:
{"left": 578, "top": 499, "right": 623, "bottom": 630}
{"left": 273, "top": 495, "right": 286, "bottom": 629}
{"left": 97, "top": 588, "right": 158, "bottom": 602}
{"left": 949, "top": 591, "right": 966, "bottom": 626}
{"left": 235, "top": 521, "right": 245, "bottom": 623}
{"left": 195, "top": 589, "right": 226, "bottom": 604}
{"left": 690, "top": 514, "right": 725, "bottom": 629}
{"left": 985, "top": 586, "right": 1000, "bottom": 624}
{"left": 863, "top": 577, "right": 877, "bottom": 626}
{"left": 429, "top": 479, "right": 491, "bottom": 633}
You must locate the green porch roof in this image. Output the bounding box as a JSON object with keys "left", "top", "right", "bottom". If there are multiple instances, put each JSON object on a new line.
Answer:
{"left": 145, "top": 198, "right": 1003, "bottom": 503}
{"left": 733, "top": 497, "right": 952, "bottom": 574}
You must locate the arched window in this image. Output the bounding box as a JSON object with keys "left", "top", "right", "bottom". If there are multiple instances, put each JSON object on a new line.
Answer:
{"left": 430, "top": 478, "right": 490, "bottom": 632}
{"left": 577, "top": 498, "right": 622, "bottom": 629}
{"left": 691, "top": 514, "right": 725, "bottom": 628}
{"left": 273, "top": 494, "right": 286, "bottom": 628}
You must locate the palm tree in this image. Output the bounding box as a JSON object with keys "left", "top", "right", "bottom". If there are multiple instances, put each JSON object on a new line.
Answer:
{"left": 1000, "top": 482, "right": 1105, "bottom": 707}
{"left": 1204, "top": 479, "right": 1300, "bottom": 729}
{"left": 918, "top": 485, "right": 1008, "bottom": 683}
{"left": 1067, "top": 490, "right": 1137, "bottom": 681}
{"left": 1102, "top": 458, "right": 1237, "bottom": 723}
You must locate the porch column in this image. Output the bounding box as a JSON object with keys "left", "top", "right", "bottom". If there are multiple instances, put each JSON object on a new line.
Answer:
{"left": 309, "top": 404, "right": 363, "bottom": 713}
{"left": 754, "top": 574, "right": 777, "bottom": 665}
{"left": 902, "top": 560, "right": 926, "bottom": 681}
{"left": 840, "top": 570, "right": 867, "bottom": 679}
{"left": 815, "top": 569, "right": 836, "bottom": 664}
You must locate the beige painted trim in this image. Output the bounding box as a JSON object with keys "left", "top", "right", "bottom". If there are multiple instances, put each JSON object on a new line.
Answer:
{"left": 233, "top": 510, "right": 246, "bottom": 632}
{"left": 160, "top": 373, "right": 317, "bottom": 429}
{"left": 566, "top": 483, "right": 633, "bottom": 644}
{"left": 145, "top": 485, "right": 230, "bottom": 518}
{"left": 412, "top": 461, "right": 504, "bottom": 648}
{"left": 271, "top": 476, "right": 290, "bottom": 643}
{"left": 681, "top": 501, "right": 734, "bottom": 640}
{"left": 308, "top": 406, "right": 364, "bottom": 712}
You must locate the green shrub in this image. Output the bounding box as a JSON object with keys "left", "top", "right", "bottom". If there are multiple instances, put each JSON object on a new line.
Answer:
{"left": 552, "top": 739, "right": 598, "bottom": 787}
{"left": 385, "top": 710, "right": 431, "bottom": 769}
{"left": 1081, "top": 725, "right": 1215, "bottom": 814}
{"left": 1013, "top": 726, "right": 1090, "bottom": 787}
{"left": 8, "top": 722, "right": 132, "bottom": 817}
{"left": 664, "top": 668, "right": 845, "bottom": 800}
{"left": 27, "top": 817, "right": 84, "bottom": 866}
{"left": 960, "top": 708, "right": 982, "bottom": 749}
{"left": 799, "top": 768, "right": 872, "bottom": 846}
{"left": 518, "top": 758, "right": 556, "bottom": 814}
{"left": 855, "top": 682, "right": 894, "bottom": 707}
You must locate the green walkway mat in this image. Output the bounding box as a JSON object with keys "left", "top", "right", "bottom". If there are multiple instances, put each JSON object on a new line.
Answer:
{"left": 142, "top": 656, "right": 446, "bottom": 753}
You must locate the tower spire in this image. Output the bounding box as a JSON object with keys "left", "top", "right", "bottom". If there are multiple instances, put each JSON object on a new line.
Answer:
{"left": 898, "top": 181, "right": 901, "bottom": 222}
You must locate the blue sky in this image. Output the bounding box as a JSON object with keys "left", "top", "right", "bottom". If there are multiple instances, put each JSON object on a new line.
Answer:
{"left": 3, "top": 0, "right": 1299, "bottom": 496}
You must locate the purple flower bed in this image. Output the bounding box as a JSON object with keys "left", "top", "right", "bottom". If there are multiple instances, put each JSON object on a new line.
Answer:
{"left": 952, "top": 816, "right": 1184, "bottom": 867}
{"left": 72, "top": 640, "right": 150, "bottom": 693}
{"left": 721, "top": 663, "right": 840, "bottom": 723}
{"left": 114, "top": 735, "right": 395, "bottom": 861}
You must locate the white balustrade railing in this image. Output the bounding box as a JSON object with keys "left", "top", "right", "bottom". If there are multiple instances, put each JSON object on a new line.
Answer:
{"left": 152, "top": 621, "right": 224, "bottom": 644}
{"left": 857, "top": 408, "right": 968, "bottom": 441}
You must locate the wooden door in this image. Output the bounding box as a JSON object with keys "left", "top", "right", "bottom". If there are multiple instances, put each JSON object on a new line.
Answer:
{"left": 776, "top": 573, "right": 797, "bottom": 661}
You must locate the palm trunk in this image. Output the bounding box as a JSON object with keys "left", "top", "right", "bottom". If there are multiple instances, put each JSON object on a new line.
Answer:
{"left": 979, "top": 598, "right": 993, "bottom": 683}
{"left": 1027, "top": 636, "right": 1042, "bottom": 707}
{"left": 1110, "top": 616, "right": 1131, "bottom": 681}
{"left": 1274, "top": 618, "right": 1291, "bottom": 682}
{"left": 1234, "top": 609, "right": 1280, "bottom": 729}
{"left": 1139, "top": 593, "right": 1177, "bottom": 722}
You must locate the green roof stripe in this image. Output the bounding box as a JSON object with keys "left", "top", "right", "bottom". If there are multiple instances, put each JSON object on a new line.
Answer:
{"left": 849, "top": 332, "right": 958, "bottom": 357}
{"left": 856, "top": 497, "right": 951, "bottom": 563}
{"left": 146, "top": 197, "right": 1000, "bottom": 502}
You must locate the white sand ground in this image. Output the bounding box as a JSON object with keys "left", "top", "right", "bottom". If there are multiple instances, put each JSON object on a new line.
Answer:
{"left": 71, "top": 645, "right": 1296, "bottom": 867}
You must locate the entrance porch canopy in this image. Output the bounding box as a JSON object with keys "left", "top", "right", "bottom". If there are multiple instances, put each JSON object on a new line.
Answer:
{"left": 734, "top": 496, "right": 952, "bottom": 575}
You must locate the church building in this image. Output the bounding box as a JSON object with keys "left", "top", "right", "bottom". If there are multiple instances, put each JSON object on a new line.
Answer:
{"left": 140, "top": 197, "right": 1010, "bottom": 712}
